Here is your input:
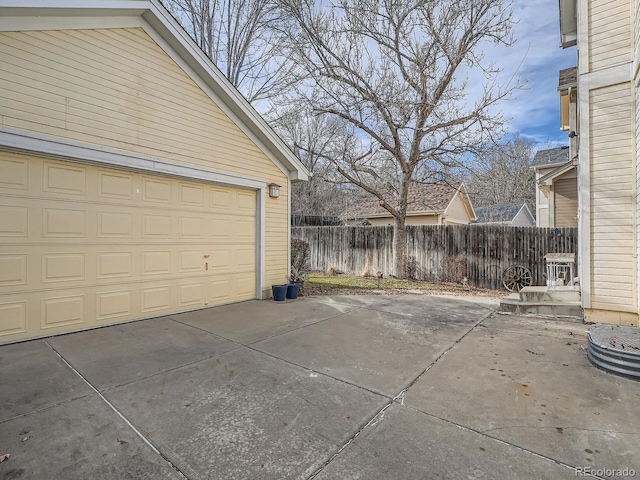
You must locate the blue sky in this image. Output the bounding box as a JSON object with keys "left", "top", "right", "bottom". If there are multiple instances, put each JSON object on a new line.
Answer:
{"left": 497, "top": 0, "right": 577, "bottom": 150}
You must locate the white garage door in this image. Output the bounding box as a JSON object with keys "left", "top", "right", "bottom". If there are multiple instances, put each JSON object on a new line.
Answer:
{"left": 0, "top": 152, "right": 256, "bottom": 343}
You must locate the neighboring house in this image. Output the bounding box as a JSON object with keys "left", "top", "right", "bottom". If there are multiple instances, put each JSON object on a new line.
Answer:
{"left": 533, "top": 67, "right": 578, "bottom": 228}
{"left": 532, "top": 145, "right": 578, "bottom": 227}
{"left": 559, "top": 0, "right": 639, "bottom": 326}
{"left": 473, "top": 203, "right": 536, "bottom": 227}
{"left": 345, "top": 183, "right": 476, "bottom": 226}
{"left": 0, "top": 1, "right": 309, "bottom": 343}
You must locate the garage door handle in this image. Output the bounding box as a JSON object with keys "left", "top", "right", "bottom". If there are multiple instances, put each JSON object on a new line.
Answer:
{"left": 203, "top": 254, "right": 210, "bottom": 258}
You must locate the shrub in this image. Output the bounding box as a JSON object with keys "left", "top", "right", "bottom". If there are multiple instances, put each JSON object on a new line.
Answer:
{"left": 326, "top": 265, "right": 339, "bottom": 276}
{"left": 404, "top": 255, "right": 424, "bottom": 280}
{"left": 361, "top": 268, "right": 372, "bottom": 277}
{"left": 440, "top": 256, "right": 468, "bottom": 283}
{"left": 290, "top": 238, "right": 311, "bottom": 284}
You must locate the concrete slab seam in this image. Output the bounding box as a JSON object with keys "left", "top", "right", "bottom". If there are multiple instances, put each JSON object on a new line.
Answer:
{"left": 42, "top": 339, "right": 190, "bottom": 480}
{"left": 243, "top": 343, "right": 393, "bottom": 399}
{"left": 245, "top": 306, "right": 366, "bottom": 346}
{"left": 97, "top": 345, "right": 246, "bottom": 394}
{"left": 403, "top": 404, "right": 606, "bottom": 480}
{"left": 0, "top": 392, "right": 93, "bottom": 426}
{"left": 304, "top": 306, "right": 499, "bottom": 479}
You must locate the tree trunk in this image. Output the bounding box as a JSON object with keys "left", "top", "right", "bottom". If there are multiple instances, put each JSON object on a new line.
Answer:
{"left": 393, "top": 215, "right": 406, "bottom": 278}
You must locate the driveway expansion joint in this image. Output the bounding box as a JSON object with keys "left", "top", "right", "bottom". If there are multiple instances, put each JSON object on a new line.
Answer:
{"left": 42, "top": 339, "right": 191, "bottom": 480}
{"left": 403, "top": 404, "right": 608, "bottom": 480}
{"left": 304, "top": 306, "right": 499, "bottom": 479}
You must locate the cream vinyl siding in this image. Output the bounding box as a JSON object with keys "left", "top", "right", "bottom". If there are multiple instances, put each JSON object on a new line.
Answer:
{"left": 589, "top": 82, "right": 636, "bottom": 312}
{"left": 0, "top": 153, "right": 257, "bottom": 343}
{"left": 444, "top": 194, "right": 472, "bottom": 224}
{"left": 588, "top": 0, "right": 632, "bottom": 71}
{"left": 554, "top": 176, "right": 578, "bottom": 227}
{"left": 0, "top": 27, "right": 289, "bottom": 287}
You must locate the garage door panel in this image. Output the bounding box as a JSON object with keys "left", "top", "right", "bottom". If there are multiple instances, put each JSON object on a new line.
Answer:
{"left": 41, "top": 294, "right": 86, "bottom": 330}
{"left": 208, "top": 277, "right": 232, "bottom": 303}
{"left": 179, "top": 216, "right": 205, "bottom": 239}
{"left": 0, "top": 254, "right": 28, "bottom": 286}
{"left": 0, "top": 153, "right": 29, "bottom": 190}
{"left": 236, "top": 274, "right": 256, "bottom": 298}
{"left": 141, "top": 250, "right": 172, "bottom": 276}
{"left": 179, "top": 183, "right": 205, "bottom": 207}
{"left": 97, "top": 169, "right": 134, "bottom": 200}
{"left": 141, "top": 285, "right": 172, "bottom": 313}
{"left": 96, "top": 289, "right": 133, "bottom": 322}
{"left": 178, "top": 282, "right": 204, "bottom": 307}
{"left": 0, "top": 301, "right": 27, "bottom": 337}
{"left": 142, "top": 176, "right": 172, "bottom": 204}
{"left": 43, "top": 207, "right": 86, "bottom": 238}
{"left": 179, "top": 250, "right": 204, "bottom": 273}
{"left": 211, "top": 187, "right": 232, "bottom": 209}
{"left": 0, "top": 204, "right": 29, "bottom": 237}
{"left": 142, "top": 214, "right": 172, "bottom": 238}
{"left": 211, "top": 250, "right": 232, "bottom": 273}
{"left": 42, "top": 252, "right": 85, "bottom": 283}
{"left": 98, "top": 211, "right": 134, "bottom": 238}
{"left": 0, "top": 154, "right": 258, "bottom": 343}
{"left": 43, "top": 161, "right": 87, "bottom": 196}
{"left": 237, "top": 191, "right": 255, "bottom": 212}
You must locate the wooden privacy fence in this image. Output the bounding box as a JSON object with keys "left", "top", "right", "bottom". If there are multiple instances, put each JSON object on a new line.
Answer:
{"left": 291, "top": 225, "right": 578, "bottom": 290}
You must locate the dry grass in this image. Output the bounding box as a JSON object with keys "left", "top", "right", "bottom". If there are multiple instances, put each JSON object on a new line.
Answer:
{"left": 304, "top": 273, "right": 506, "bottom": 298}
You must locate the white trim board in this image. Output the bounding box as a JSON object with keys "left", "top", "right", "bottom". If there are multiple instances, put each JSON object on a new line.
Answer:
{"left": 0, "top": 127, "right": 266, "bottom": 190}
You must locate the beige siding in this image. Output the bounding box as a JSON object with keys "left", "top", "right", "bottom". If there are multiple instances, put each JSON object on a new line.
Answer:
{"left": 637, "top": 64, "right": 640, "bottom": 319}
{"left": 588, "top": 0, "right": 632, "bottom": 70}
{"left": 0, "top": 153, "right": 257, "bottom": 342}
{"left": 589, "top": 82, "right": 636, "bottom": 312}
{"left": 444, "top": 194, "right": 472, "bottom": 224}
{"left": 554, "top": 175, "right": 578, "bottom": 227}
{"left": 0, "top": 28, "right": 289, "bottom": 287}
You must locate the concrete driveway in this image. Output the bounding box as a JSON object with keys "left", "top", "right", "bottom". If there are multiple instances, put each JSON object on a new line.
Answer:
{"left": 1, "top": 295, "right": 639, "bottom": 479}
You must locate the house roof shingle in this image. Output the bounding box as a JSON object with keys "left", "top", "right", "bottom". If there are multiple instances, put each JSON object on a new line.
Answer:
{"left": 345, "top": 183, "right": 462, "bottom": 217}
{"left": 532, "top": 146, "right": 570, "bottom": 167}
{"left": 558, "top": 66, "right": 577, "bottom": 90}
{"left": 474, "top": 203, "right": 526, "bottom": 223}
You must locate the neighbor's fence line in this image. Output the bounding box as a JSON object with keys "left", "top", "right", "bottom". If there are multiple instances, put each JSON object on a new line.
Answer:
{"left": 291, "top": 225, "right": 578, "bottom": 290}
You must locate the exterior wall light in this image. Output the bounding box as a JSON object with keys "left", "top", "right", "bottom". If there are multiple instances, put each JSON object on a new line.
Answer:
{"left": 268, "top": 183, "right": 281, "bottom": 198}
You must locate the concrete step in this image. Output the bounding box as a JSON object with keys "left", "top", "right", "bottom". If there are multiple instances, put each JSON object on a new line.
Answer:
{"left": 499, "top": 296, "right": 583, "bottom": 317}
{"left": 518, "top": 286, "right": 581, "bottom": 303}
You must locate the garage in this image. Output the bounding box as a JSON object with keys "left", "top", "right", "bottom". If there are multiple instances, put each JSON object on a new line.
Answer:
{"left": 0, "top": 1, "right": 308, "bottom": 343}
{"left": 0, "top": 152, "right": 258, "bottom": 342}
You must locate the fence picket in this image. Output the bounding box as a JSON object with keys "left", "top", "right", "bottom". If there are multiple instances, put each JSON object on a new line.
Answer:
{"left": 291, "top": 225, "right": 578, "bottom": 290}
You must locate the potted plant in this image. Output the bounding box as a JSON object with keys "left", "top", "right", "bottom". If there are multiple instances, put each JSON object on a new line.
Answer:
{"left": 289, "top": 238, "right": 310, "bottom": 299}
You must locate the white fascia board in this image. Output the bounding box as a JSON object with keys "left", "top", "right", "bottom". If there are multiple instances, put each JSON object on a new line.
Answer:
{"left": 0, "top": 127, "right": 266, "bottom": 190}
{"left": 0, "top": 0, "right": 310, "bottom": 183}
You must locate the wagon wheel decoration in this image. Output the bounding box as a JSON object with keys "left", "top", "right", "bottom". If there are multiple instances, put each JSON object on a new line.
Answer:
{"left": 502, "top": 265, "right": 533, "bottom": 292}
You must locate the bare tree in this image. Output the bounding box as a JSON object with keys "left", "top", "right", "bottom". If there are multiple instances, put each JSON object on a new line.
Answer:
{"left": 466, "top": 135, "right": 536, "bottom": 212}
{"left": 279, "top": 0, "right": 521, "bottom": 277}
{"left": 163, "top": 0, "right": 298, "bottom": 103}
{"left": 270, "top": 104, "right": 354, "bottom": 216}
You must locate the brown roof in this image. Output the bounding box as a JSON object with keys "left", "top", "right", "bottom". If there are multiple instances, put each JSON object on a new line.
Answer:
{"left": 346, "top": 183, "right": 463, "bottom": 217}
{"left": 558, "top": 66, "right": 577, "bottom": 90}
